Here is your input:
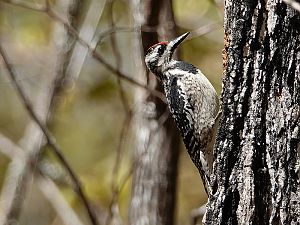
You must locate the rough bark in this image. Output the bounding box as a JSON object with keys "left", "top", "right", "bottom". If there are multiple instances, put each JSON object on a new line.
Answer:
{"left": 129, "top": 0, "right": 180, "bottom": 225}
{"left": 204, "top": 0, "right": 300, "bottom": 224}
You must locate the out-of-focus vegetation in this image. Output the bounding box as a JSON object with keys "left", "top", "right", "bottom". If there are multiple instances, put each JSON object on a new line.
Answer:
{"left": 0, "top": 0, "right": 223, "bottom": 224}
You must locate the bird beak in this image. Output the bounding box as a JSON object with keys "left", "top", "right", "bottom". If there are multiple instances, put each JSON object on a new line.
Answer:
{"left": 169, "top": 32, "right": 190, "bottom": 52}
{"left": 160, "top": 32, "right": 190, "bottom": 65}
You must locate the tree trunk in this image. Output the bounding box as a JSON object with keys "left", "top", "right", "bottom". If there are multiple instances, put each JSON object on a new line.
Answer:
{"left": 129, "top": 1, "right": 180, "bottom": 225}
{"left": 205, "top": 1, "right": 300, "bottom": 224}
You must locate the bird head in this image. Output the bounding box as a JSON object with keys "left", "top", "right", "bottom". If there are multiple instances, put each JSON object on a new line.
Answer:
{"left": 145, "top": 32, "right": 190, "bottom": 80}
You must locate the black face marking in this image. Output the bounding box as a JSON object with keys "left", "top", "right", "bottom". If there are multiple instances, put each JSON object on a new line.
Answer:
{"left": 145, "top": 44, "right": 168, "bottom": 78}
{"left": 146, "top": 43, "right": 167, "bottom": 57}
{"left": 157, "top": 44, "right": 167, "bottom": 55}
{"left": 171, "top": 61, "right": 198, "bottom": 74}
{"left": 169, "top": 77, "right": 185, "bottom": 114}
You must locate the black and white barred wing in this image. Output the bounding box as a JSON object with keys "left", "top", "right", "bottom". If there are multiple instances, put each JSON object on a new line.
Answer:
{"left": 166, "top": 73, "right": 212, "bottom": 173}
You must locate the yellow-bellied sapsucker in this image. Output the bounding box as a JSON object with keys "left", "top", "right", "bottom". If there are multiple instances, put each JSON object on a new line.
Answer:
{"left": 145, "top": 32, "right": 219, "bottom": 194}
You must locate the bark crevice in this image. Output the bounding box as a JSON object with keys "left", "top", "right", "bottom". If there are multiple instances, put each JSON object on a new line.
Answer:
{"left": 205, "top": 1, "right": 300, "bottom": 224}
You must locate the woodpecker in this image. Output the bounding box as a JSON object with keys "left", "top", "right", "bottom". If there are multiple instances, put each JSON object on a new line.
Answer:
{"left": 145, "top": 32, "right": 219, "bottom": 195}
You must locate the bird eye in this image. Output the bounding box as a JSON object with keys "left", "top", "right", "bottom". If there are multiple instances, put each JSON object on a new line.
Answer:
{"left": 146, "top": 43, "right": 167, "bottom": 56}
{"left": 158, "top": 45, "right": 166, "bottom": 55}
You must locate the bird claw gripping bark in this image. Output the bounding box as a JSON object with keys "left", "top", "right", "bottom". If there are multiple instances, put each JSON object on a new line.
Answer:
{"left": 145, "top": 32, "right": 220, "bottom": 196}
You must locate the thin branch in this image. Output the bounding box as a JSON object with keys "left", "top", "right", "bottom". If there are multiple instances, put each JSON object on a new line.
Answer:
{"left": 0, "top": 133, "right": 24, "bottom": 159}
{"left": 0, "top": 44, "right": 99, "bottom": 225}
{"left": 188, "top": 23, "right": 219, "bottom": 40}
{"left": 37, "top": 176, "right": 86, "bottom": 225}
{"left": 108, "top": 0, "right": 131, "bottom": 114}
{"left": 105, "top": 4, "right": 133, "bottom": 224}
{"left": 0, "top": 0, "right": 166, "bottom": 102}
{"left": 45, "top": 6, "right": 146, "bottom": 87}
{"left": 282, "top": 0, "right": 300, "bottom": 12}
{"left": 0, "top": 47, "right": 46, "bottom": 136}
{"left": 96, "top": 25, "right": 158, "bottom": 45}
{"left": 0, "top": 133, "right": 85, "bottom": 225}
{"left": 0, "top": 76, "right": 56, "bottom": 223}
{"left": 49, "top": 0, "right": 83, "bottom": 107}
{"left": 65, "top": 0, "right": 107, "bottom": 83}
{"left": 0, "top": 132, "right": 68, "bottom": 187}
{"left": 46, "top": 8, "right": 165, "bottom": 99}
{"left": 106, "top": 116, "right": 132, "bottom": 225}
{"left": 0, "top": 0, "right": 46, "bottom": 11}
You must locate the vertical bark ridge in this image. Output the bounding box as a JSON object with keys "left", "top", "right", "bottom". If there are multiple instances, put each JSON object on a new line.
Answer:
{"left": 205, "top": 0, "right": 300, "bottom": 224}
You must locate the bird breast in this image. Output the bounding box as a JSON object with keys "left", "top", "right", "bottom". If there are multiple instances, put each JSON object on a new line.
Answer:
{"left": 163, "top": 69, "right": 218, "bottom": 140}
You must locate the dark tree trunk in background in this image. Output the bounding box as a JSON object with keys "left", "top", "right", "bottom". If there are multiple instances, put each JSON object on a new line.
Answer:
{"left": 205, "top": 0, "right": 300, "bottom": 224}
{"left": 129, "top": 0, "right": 180, "bottom": 225}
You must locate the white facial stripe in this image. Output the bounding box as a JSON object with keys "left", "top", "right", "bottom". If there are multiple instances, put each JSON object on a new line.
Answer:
{"left": 168, "top": 68, "right": 188, "bottom": 75}
{"left": 145, "top": 44, "right": 167, "bottom": 73}
{"left": 149, "top": 51, "right": 158, "bottom": 61}
{"left": 145, "top": 46, "right": 160, "bottom": 62}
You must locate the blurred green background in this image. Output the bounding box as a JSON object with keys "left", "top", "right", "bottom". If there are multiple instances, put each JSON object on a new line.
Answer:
{"left": 0, "top": 0, "right": 223, "bottom": 224}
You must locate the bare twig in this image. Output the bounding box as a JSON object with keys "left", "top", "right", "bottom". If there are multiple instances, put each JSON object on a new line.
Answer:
{"left": 108, "top": 0, "right": 131, "bottom": 114}
{"left": 46, "top": 6, "right": 164, "bottom": 97}
{"left": 0, "top": 133, "right": 85, "bottom": 225}
{"left": 65, "top": 0, "right": 107, "bottom": 83}
{"left": 0, "top": 44, "right": 99, "bottom": 225}
{"left": 44, "top": 3, "right": 144, "bottom": 87}
{"left": 0, "top": 76, "right": 54, "bottom": 224}
{"left": 0, "top": 45, "right": 48, "bottom": 137}
{"left": 188, "top": 23, "right": 219, "bottom": 40}
{"left": 0, "top": 133, "right": 24, "bottom": 159}
{"left": 282, "top": 0, "right": 300, "bottom": 12}
{"left": 49, "top": 0, "right": 83, "bottom": 106}
{"left": 37, "top": 176, "right": 86, "bottom": 225}
{"left": 105, "top": 2, "right": 132, "bottom": 224}
{"left": 0, "top": 0, "right": 46, "bottom": 11}
{"left": 106, "top": 116, "right": 132, "bottom": 225}
{"left": 111, "top": 116, "right": 132, "bottom": 190}
{"left": 0, "top": 0, "right": 166, "bottom": 102}
{"left": 96, "top": 25, "right": 158, "bottom": 45}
